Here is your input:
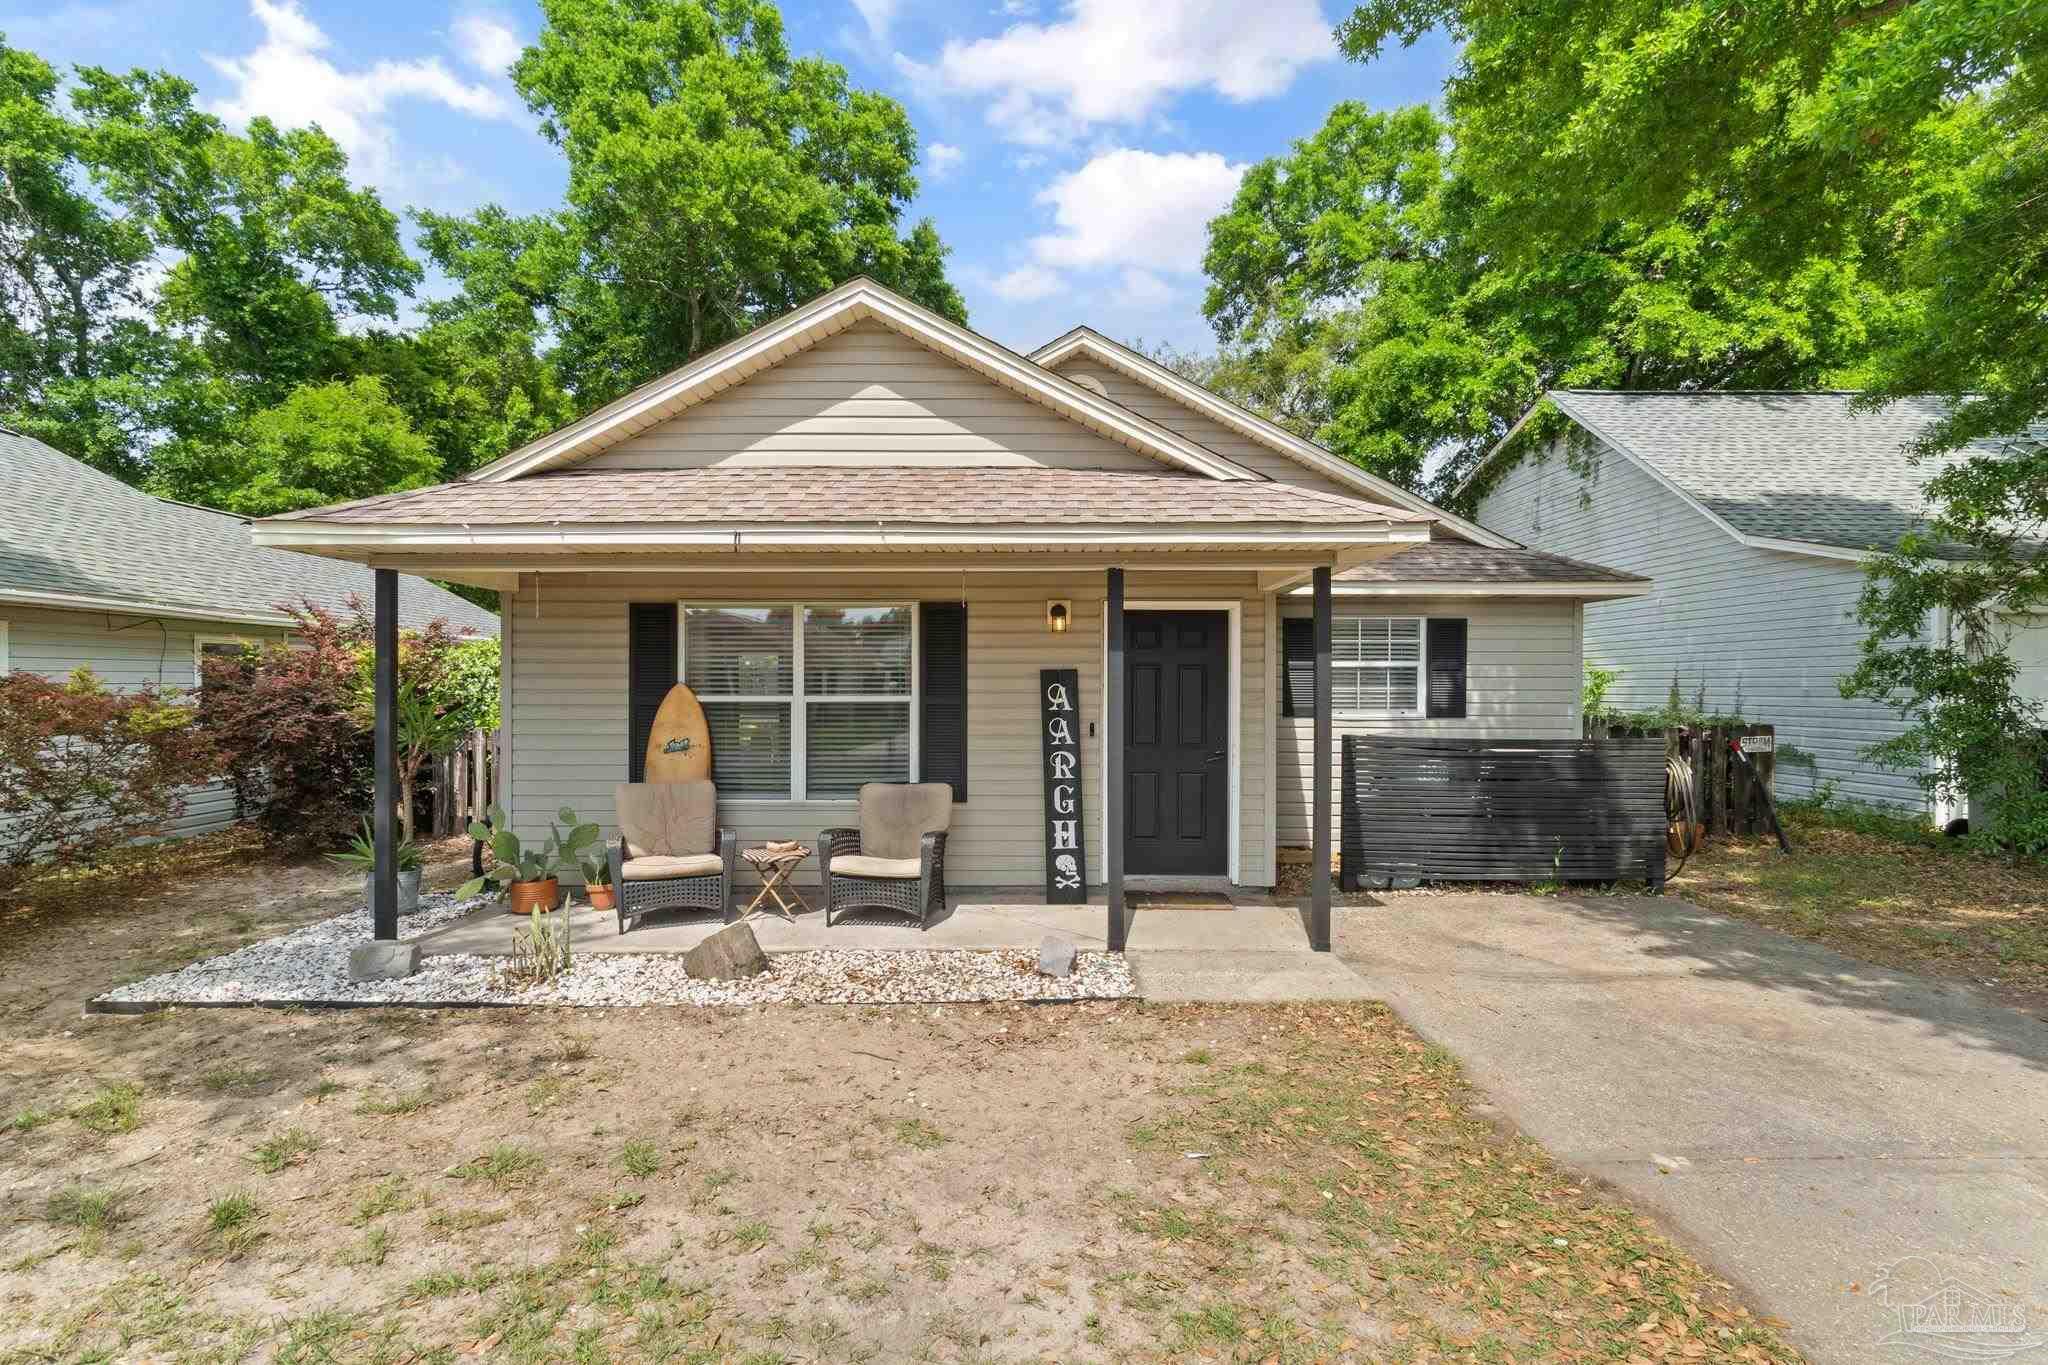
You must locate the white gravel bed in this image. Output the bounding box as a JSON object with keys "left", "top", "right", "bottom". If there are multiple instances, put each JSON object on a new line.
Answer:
{"left": 94, "top": 895, "right": 1134, "bottom": 1008}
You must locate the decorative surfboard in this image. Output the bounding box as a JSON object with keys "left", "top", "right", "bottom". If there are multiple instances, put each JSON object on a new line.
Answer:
{"left": 644, "top": 683, "right": 713, "bottom": 783}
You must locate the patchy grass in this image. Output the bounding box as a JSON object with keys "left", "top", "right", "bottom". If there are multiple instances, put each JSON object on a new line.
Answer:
{"left": 355, "top": 1082, "right": 443, "bottom": 1117}
{"left": 1672, "top": 801, "right": 2048, "bottom": 1006}
{"left": 70, "top": 1081, "right": 142, "bottom": 1135}
{"left": 453, "top": 1144, "right": 545, "bottom": 1189}
{"left": 205, "top": 1191, "right": 263, "bottom": 1254}
{"left": 200, "top": 1063, "right": 273, "bottom": 1093}
{"left": 888, "top": 1116, "right": 946, "bottom": 1150}
{"left": 47, "top": 1185, "right": 129, "bottom": 1233}
{"left": 250, "top": 1127, "right": 317, "bottom": 1174}
{"left": 10, "top": 1105, "right": 57, "bottom": 1132}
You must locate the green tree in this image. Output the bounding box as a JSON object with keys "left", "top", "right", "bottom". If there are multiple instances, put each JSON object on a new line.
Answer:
{"left": 1334, "top": 0, "right": 2046, "bottom": 836}
{"left": 154, "top": 376, "right": 439, "bottom": 517}
{"left": 424, "top": 0, "right": 965, "bottom": 408}
{"left": 1199, "top": 102, "right": 1890, "bottom": 497}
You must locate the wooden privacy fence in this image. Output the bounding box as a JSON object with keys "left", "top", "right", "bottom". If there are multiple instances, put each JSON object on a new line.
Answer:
{"left": 1340, "top": 736, "right": 1668, "bottom": 890}
{"left": 1586, "top": 722, "right": 1778, "bottom": 839}
{"left": 425, "top": 728, "right": 498, "bottom": 837}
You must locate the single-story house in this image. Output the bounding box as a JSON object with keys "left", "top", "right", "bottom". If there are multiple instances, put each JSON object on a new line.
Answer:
{"left": 253, "top": 278, "right": 1643, "bottom": 949}
{"left": 1470, "top": 390, "right": 2047, "bottom": 823}
{"left": 1, "top": 427, "right": 498, "bottom": 839}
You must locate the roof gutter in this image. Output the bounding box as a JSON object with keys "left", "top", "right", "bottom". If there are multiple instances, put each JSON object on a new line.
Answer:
{"left": 0, "top": 586, "right": 298, "bottom": 628}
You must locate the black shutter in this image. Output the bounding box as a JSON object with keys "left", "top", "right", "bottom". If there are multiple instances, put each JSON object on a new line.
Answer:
{"left": 1281, "top": 617, "right": 1315, "bottom": 718}
{"left": 920, "top": 602, "right": 968, "bottom": 801}
{"left": 1426, "top": 617, "right": 1468, "bottom": 719}
{"left": 627, "top": 603, "right": 679, "bottom": 781}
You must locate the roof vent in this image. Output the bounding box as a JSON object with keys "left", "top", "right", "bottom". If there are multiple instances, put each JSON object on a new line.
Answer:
{"left": 1069, "top": 374, "right": 1108, "bottom": 398}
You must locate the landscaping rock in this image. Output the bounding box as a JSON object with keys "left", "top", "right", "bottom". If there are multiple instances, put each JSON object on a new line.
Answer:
{"left": 1036, "top": 934, "right": 1077, "bottom": 978}
{"left": 682, "top": 922, "right": 769, "bottom": 981}
{"left": 348, "top": 941, "right": 422, "bottom": 981}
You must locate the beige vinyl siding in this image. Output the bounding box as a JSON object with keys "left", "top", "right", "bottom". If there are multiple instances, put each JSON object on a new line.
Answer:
{"left": 1275, "top": 596, "right": 1583, "bottom": 846}
{"left": 0, "top": 604, "right": 281, "bottom": 840}
{"left": 1048, "top": 357, "right": 1357, "bottom": 497}
{"left": 1478, "top": 436, "right": 1925, "bottom": 810}
{"left": 502, "top": 571, "right": 1273, "bottom": 890}
{"left": 586, "top": 321, "right": 1164, "bottom": 473}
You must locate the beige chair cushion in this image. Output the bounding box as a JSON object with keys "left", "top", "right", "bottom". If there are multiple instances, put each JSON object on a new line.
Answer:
{"left": 615, "top": 781, "right": 716, "bottom": 858}
{"left": 830, "top": 854, "right": 922, "bottom": 879}
{"left": 856, "top": 782, "right": 953, "bottom": 860}
{"left": 621, "top": 853, "right": 724, "bottom": 880}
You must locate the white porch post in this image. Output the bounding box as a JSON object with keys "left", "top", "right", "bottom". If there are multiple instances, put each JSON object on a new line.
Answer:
{"left": 372, "top": 567, "right": 399, "bottom": 942}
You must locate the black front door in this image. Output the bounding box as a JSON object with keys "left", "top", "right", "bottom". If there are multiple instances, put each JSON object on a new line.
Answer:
{"left": 1125, "top": 610, "right": 1229, "bottom": 876}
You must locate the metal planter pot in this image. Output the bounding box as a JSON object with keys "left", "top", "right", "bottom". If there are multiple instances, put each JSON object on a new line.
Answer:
{"left": 362, "top": 868, "right": 424, "bottom": 914}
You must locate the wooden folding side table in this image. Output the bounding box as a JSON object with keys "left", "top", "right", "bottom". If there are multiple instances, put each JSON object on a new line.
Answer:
{"left": 740, "top": 844, "right": 813, "bottom": 922}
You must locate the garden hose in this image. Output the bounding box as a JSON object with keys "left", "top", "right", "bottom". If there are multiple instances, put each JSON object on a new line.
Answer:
{"left": 1666, "top": 751, "right": 1701, "bottom": 879}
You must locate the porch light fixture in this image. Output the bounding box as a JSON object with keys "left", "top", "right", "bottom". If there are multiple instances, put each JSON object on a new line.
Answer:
{"left": 1046, "top": 600, "right": 1072, "bottom": 634}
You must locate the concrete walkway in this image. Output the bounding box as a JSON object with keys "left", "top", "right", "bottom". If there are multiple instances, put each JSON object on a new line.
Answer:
{"left": 1336, "top": 893, "right": 2048, "bottom": 1365}
{"left": 418, "top": 897, "right": 1374, "bottom": 1003}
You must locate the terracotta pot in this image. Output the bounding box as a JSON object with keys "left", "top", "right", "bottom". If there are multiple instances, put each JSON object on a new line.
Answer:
{"left": 506, "top": 878, "right": 561, "bottom": 916}
{"left": 586, "top": 884, "right": 617, "bottom": 911}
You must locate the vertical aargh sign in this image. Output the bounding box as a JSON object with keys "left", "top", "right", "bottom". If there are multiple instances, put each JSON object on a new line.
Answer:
{"left": 1040, "top": 668, "right": 1088, "bottom": 902}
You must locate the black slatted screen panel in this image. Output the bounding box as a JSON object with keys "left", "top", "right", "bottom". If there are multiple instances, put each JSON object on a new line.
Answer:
{"left": 627, "top": 603, "right": 678, "bottom": 782}
{"left": 1341, "top": 736, "right": 1667, "bottom": 889}
{"left": 1280, "top": 617, "right": 1314, "bottom": 718}
{"left": 920, "top": 602, "right": 968, "bottom": 801}
{"left": 1425, "top": 617, "right": 1468, "bottom": 719}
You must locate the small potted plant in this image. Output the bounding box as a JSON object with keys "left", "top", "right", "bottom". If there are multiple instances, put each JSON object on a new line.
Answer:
{"left": 580, "top": 855, "right": 616, "bottom": 911}
{"left": 459, "top": 804, "right": 598, "bottom": 916}
{"left": 329, "top": 819, "right": 424, "bottom": 913}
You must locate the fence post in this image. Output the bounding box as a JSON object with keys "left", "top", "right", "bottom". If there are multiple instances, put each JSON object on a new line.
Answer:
{"left": 1709, "top": 727, "right": 1729, "bottom": 836}
{"left": 1732, "top": 732, "right": 1754, "bottom": 834}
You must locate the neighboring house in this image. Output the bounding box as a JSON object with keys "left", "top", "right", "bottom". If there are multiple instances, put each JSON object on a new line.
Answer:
{"left": 1470, "top": 390, "right": 2046, "bottom": 820}
{"left": 1, "top": 427, "right": 499, "bottom": 839}
{"left": 252, "top": 278, "right": 1643, "bottom": 916}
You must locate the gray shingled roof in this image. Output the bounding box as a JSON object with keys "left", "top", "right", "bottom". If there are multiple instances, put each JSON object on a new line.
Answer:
{"left": 1, "top": 427, "right": 498, "bottom": 633}
{"left": 1544, "top": 391, "right": 2036, "bottom": 554}
{"left": 1339, "top": 541, "right": 1647, "bottom": 585}
{"left": 265, "top": 466, "right": 1432, "bottom": 527}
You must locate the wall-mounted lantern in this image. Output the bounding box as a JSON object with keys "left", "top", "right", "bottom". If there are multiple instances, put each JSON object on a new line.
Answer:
{"left": 1046, "top": 600, "right": 1072, "bottom": 634}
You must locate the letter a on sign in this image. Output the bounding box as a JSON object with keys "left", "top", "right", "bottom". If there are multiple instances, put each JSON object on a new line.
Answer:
{"left": 1039, "top": 668, "right": 1088, "bottom": 902}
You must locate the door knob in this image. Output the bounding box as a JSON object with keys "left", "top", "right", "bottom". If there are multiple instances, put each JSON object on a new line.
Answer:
{"left": 1204, "top": 749, "right": 1225, "bottom": 764}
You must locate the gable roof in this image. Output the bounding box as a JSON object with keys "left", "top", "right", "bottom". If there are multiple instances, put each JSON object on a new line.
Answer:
{"left": 1030, "top": 326, "right": 1518, "bottom": 549}
{"left": 468, "top": 278, "right": 1261, "bottom": 485}
{"left": 0, "top": 427, "right": 499, "bottom": 633}
{"left": 1308, "top": 541, "right": 1648, "bottom": 598}
{"left": 1489, "top": 390, "right": 2037, "bottom": 560}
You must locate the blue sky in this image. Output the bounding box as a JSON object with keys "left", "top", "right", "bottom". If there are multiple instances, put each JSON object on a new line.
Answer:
{"left": 3, "top": 0, "right": 1452, "bottom": 353}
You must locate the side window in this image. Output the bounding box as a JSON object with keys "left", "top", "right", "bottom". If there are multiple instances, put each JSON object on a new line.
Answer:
{"left": 194, "top": 636, "right": 252, "bottom": 690}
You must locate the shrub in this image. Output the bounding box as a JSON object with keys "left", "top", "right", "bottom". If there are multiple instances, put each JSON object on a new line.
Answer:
{"left": 197, "top": 597, "right": 495, "bottom": 845}
{"left": 0, "top": 669, "right": 217, "bottom": 893}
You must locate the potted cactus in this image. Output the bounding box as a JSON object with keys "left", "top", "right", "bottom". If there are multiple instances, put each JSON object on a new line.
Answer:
{"left": 459, "top": 804, "right": 598, "bottom": 916}
{"left": 580, "top": 855, "right": 616, "bottom": 911}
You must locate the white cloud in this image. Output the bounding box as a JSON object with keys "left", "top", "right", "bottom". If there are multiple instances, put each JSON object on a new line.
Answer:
{"left": 206, "top": 0, "right": 518, "bottom": 193}
{"left": 984, "top": 264, "right": 1065, "bottom": 302}
{"left": 898, "top": 0, "right": 1334, "bottom": 146}
{"left": 1029, "top": 148, "right": 1244, "bottom": 275}
{"left": 451, "top": 11, "right": 524, "bottom": 76}
{"left": 851, "top": 0, "right": 901, "bottom": 40}
{"left": 1112, "top": 268, "right": 1176, "bottom": 310}
{"left": 925, "top": 141, "right": 965, "bottom": 178}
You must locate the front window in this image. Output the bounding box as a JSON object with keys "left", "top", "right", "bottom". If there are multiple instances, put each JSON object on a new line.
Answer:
{"left": 1332, "top": 616, "right": 1423, "bottom": 715}
{"left": 683, "top": 603, "right": 915, "bottom": 799}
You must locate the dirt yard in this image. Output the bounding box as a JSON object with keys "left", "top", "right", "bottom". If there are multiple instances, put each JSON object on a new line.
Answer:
{"left": 1, "top": 838, "right": 1802, "bottom": 1363}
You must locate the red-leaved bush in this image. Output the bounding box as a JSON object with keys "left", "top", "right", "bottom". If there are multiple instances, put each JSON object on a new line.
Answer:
{"left": 0, "top": 668, "right": 219, "bottom": 893}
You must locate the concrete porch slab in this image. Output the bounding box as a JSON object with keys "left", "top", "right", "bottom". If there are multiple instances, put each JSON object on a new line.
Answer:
{"left": 416, "top": 896, "right": 1322, "bottom": 959}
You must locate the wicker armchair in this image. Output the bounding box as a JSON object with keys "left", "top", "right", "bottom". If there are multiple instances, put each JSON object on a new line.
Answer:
{"left": 610, "top": 780, "right": 737, "bottom": 934}
{"left": 821, "top": 782, "right": 952, "bottom": 927}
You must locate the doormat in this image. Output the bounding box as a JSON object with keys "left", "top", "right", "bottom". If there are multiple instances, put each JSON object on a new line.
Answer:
{"left": 1126, "top": 891, "right": 1236, "bottom": 911}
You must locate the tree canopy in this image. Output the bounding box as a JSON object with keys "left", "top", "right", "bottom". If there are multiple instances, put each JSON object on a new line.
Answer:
{"left": 1, "top": 0, "right": 963, "bottom": 505}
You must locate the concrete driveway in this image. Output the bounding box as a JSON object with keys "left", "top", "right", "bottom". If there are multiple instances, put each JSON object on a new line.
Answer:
{"left": 1336, "top": 893, "right": 2048, "bottom": 1365}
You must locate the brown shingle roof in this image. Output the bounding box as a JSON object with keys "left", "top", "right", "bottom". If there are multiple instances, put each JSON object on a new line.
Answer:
{"left": 1339, "top": 541, "right": 1647, "bottom": 584}
{"left": 268, "top": 468, "right": 1432, "bottom": 528}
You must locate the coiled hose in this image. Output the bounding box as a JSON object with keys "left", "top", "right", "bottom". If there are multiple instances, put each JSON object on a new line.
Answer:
{"left": 1666, "top": 750, "right": 1702, "bottom": 878}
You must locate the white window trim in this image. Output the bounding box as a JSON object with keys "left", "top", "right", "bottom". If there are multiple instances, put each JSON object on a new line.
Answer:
{"left": 193, "top": 634, "right": 254, "bottom": 682}
{"left": 677, "top": 601, "right": 920, "bottom": 803}
{"left": 1332, "top": 615, "right": 1426, "bottom": 719}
